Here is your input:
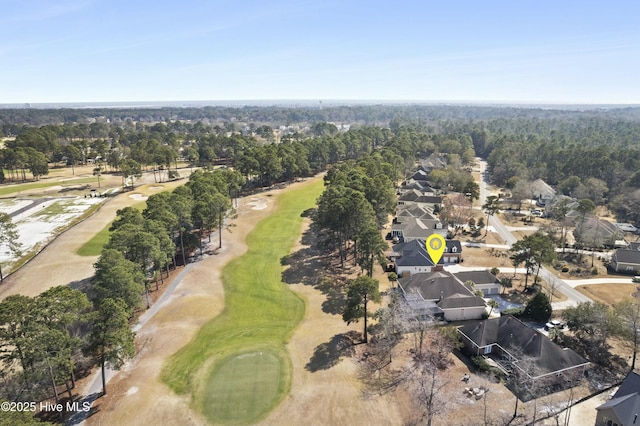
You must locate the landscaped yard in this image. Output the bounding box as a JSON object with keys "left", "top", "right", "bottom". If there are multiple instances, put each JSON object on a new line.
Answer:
{"left": 162, "top": 177, "right": 324, "bottom": 424}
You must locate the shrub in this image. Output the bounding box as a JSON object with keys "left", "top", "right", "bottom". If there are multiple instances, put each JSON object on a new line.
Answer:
{"left": 561, "top": 266, "right": 569, "bottom": 273}
{"left": 472, "top": 356, "right": 492, "bottom": 372}
{"left": 501, "top": 307, "right": 524, "bottom": 317}
{"left": 591, "top": 267, "right": 598, "bottom": 275}
{"left": 523, "top": 292, "right": 552, "bottom": 323}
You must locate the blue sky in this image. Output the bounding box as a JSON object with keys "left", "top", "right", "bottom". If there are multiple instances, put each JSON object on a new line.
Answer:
{"left": 2, "top": 0, "right": 640, "bottom": 104}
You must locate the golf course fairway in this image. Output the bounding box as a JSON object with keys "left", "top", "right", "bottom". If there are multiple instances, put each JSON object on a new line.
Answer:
{"left": 162, "top": 177, "right": 324, "bottom": 424}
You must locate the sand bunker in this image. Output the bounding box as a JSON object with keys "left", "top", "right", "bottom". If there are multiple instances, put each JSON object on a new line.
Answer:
{"left": 129, "top": 193, "right": 148, "bottom": 201}
{"left": 247, "top": 197, "right": 268, "bottom": 210}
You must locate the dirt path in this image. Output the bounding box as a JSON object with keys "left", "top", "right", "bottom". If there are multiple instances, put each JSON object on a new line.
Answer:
{"left": 0, "top": 173, "right": 189, "bottom": 300}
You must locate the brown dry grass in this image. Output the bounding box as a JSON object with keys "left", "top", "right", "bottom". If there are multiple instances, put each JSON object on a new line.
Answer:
{"left": 575, "top": 284, "right": 639, "bottom": 306}
{"left": 553, "top": 251, "right": 611, "bottom": 280}
{"left": 461, "top": 245, "right": 512, "bottom": 268}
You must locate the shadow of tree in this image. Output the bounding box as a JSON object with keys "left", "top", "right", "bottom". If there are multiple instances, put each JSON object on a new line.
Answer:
{"left": 316, "top": 276, "right": 347, "bottom": 315}
{"left": 69, "top": 277, "right": 93, "bottom": 293}
{"left": 63, "top": 391, "right": 101, "bottom": 424}
{"left": 305, "top": 331, "right": 358, "bottom": 372}
{"left": 282, "top": 225, "right": 349, "bottom": 314}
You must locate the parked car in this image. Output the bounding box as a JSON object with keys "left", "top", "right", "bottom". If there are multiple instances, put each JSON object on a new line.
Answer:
{"left": 633, "top": 276, "right": 640, "bottom": 283}
{"left": 544, "top": 319, "right": 564, "bottom": 330}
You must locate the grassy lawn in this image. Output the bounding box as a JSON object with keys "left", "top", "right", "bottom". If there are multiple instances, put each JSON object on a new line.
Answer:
{"left": 76, "top": 225, "right": 112, "bottom": 256}
{"left": 76, "top": 201, "right": 146, "bottom": 256}
{"left": 202, "top": 350, "right": 284, "bottom": 423}
{"left": 162, "top": 177, "right": 323, "bottom": 425}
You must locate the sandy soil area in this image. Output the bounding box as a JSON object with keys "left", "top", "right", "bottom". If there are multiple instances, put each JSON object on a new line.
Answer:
{"left": 0, "top": 171, "right": 189, "bottom": 300}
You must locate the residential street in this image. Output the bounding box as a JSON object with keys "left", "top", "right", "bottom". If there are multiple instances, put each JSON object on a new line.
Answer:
{"left": 475, "top": 159, "right": 592, "bottom": 309}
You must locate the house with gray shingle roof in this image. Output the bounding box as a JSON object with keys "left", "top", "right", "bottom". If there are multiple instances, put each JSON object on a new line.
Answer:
{"left": 397, "top": 271, "right": 486, "bottom": 321}
{"left": 389, "top": 239, "right": 462, "bottom": 276}
{"left": 574, "top": 216, "right": 623, "bottom": 248}
{"left": 530, "top": 179, "right": 557, "bottom": 206}
{"left": 596, "top": 371, "right": 640, "bottom": 426}
{"left": 397, "top": 190, "right": 442, "bottom": 210}
{"left": 610, "top": 246, "right": 640, "bottom": 274}
{"left": 398, "top": 180, "right": 437, "bottom": 196}
{"left": 391, "top": 217, "right": 446, "bottom": 242}
{"left": 458, "top": 316, "right": 589, "bottom": 390}
{"left": 454, "top": 270, "right": 502, "bottom": 296}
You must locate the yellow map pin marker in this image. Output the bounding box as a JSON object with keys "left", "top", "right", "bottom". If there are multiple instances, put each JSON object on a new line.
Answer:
{"left": 426, "top": 234, "right": 446, "bottom": 265}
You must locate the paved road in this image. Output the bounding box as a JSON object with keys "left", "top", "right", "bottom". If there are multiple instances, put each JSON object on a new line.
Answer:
{"left": 476, "top": 158, "right": 591, "bottom": 309}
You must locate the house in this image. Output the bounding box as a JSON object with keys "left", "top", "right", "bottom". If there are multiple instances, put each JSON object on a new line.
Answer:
{"left": 395, "top": 204, "right": 437, "bottom": 222}
{"left": 391, "top": 217, "right": 446, "bottom": 242}
{"left": 458, "top": 316, "right": 589, "bottom": 389}
{"left": 418, "top": 154, "right": 447, "bottom": 171}
{"left": 397, "top": 271, "right": 486, "bottom": 321}
{"left": 454, "top": 270, "right": 502, "bottom": 296}
{"left": 398, "top": 180, "right": 437, "bottom": 196}
{"left": 546, "top": 195, "right": 578, "bottom": 216}
{"left": 530, "top": 179, "right": 557, "bottom": 206}
{"left": 389, "top": 239, "right": 462, "bottom": 276}
{"left": 610, "top": 247, "right": 640, "bottom": 274}
{"left": 398, "top": 189, "right": 423, "bottom": 204}
{"left": 397, "top": 190, "right": 442, "bottom": 210}
{"left": 574, "top": 216, "right": 624, "bottom": 248}
{"left": 595, "top": 371, "right": 640, "bottom": 426}
{"left": 409, "top": 169, "right": 430, "bottom": 183}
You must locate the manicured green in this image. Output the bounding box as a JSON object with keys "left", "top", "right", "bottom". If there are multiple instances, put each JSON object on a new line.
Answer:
{"left": 162, "top": 178, "right": 323, "bottom": 425}
{"left": 203, "top": 351, "right": 283, "bottom": 423}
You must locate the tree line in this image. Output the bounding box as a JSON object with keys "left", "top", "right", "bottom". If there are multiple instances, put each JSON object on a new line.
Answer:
{"left": 4, "top": 104, "right": 640, "bottom": 131}
{"left": 0, "top": 167, "right": 241, "bottom": 420}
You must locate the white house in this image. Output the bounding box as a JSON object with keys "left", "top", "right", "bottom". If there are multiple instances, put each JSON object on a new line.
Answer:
{"left": 389, "top": 239, "right": 462, "bottom": 276}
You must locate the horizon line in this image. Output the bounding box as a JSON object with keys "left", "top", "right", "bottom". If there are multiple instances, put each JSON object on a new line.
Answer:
{"left": 2, "top": 99, "right": 640, "bottom": 110}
